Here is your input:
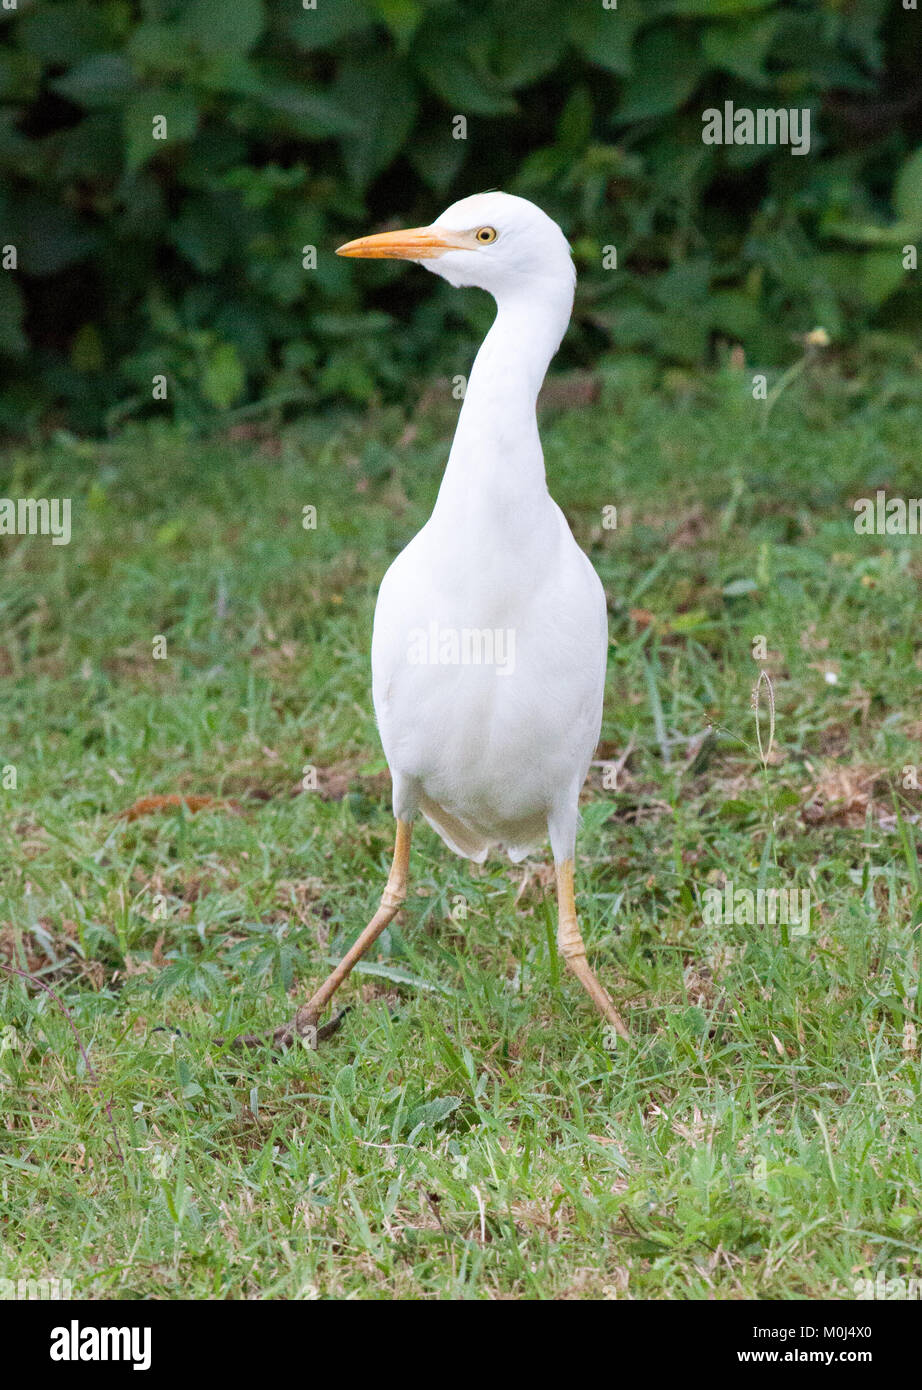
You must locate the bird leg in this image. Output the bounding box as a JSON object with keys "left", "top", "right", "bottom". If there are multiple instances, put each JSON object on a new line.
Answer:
{"left": 270, "top": 818, "right": 413, "bottom": 1049}
{"left": 555, "top": 859, "right": 630, "bottom": 1044}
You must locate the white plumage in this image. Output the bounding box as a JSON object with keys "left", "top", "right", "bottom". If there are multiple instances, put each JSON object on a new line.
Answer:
{"left": 283, "top": 193, "right": 629, "bottom": 1046}
{"left": 371, "top": 193, "right": 606, "bottom": 866}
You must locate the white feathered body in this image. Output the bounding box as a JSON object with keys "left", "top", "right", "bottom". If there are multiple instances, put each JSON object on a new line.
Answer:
{"left": 365, "top": 190, "right": 607, "bottom": 864}
{"left": 372, "top": 491, "right": 606, "bottom": 863}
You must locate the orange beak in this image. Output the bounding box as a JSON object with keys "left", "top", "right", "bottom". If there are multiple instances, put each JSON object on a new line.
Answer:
{"left": 335, "top": 225, "right": 464, "bottom": 261}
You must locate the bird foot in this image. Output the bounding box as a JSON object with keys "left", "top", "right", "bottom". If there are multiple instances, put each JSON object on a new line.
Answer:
{"left": 218, "top": 1006, "right": 350, "bottom": 1052}
{"left": 270, "top": 1005, "right": 348, "bottom": 1050}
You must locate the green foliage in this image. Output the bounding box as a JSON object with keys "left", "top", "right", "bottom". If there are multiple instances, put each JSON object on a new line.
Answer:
{"left": 0, "top": 0, "right": 920, "bottom": 432}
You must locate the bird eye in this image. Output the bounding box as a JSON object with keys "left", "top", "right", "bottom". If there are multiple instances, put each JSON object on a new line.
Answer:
{"left": 475, "top": 227, "right": 497, "bottom": 244}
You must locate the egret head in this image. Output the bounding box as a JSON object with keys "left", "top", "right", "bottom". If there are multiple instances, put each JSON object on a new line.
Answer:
{"left": 336, "top": 192, "right": 575, "bottom": 301}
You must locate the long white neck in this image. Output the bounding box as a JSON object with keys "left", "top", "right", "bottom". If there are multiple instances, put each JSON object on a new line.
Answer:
{"left": 431, "top": 279, "right": 574, "bottom": 528}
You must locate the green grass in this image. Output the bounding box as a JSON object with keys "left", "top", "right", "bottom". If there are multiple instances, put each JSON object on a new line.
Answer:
{"left": 2, "top": 354, "right": 922, "bottom": 1300}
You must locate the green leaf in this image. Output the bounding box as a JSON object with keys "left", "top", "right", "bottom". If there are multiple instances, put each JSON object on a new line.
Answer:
{"left": 666, "top": 0, "right": 775, "bottom": 14}
{"left": 154, "top": 518, "right": 186, "bottom": 547}
{"left": 859, "top": 251, "right": 908, "bottom": 308}
{"left": 333, "top": 56, "right": 418, "bottom": 189}
{"left": 413, "top": 16, "right": 518, "bottom": 116}
{"left": 287, "top": 1, "right": 376, "bottom": 51}
{"left": 257, "top": 79, "right": 365, "bottom": 139}
{"left": 406, "top": 125, "right": 467, "bottom": 193}
{"left": 722, "top": 577, "right": 758, "bottom": 596}
{"left": 0, "top": 274, "right": 27, "bottom": 357}
{"left": 18, "top": 1, "right": 115, "bottom": 65}
{"left": 557, "top": 87, "right": 593, "bottom": 151}
{"left": 53, "top": 113, "right": 123, "bottom": 184}
{"left": 488, "top": 2, "right": 568, "bottom": 89}
{"left": 569, "top": 5, "right": 641, "bottom": 76}
{"left": 701, "top": 15, "right": 779, "bottom": 86}
{"left": 181, "top": 0, "right": 265, "bottom": 57}
{"left": 198, "top": 54, "right": 264, "bottom": 97}
{"left": 339, "top": 959, "right": 458, "bottom": 996}
{"left": 70, "top": 322, "right": 104, "bottom": 372}
{"left": 668, "top": 608, "right": 711, "bottom": 633}
{"left": 709, "top": 290, "right": 762, "bottom": 341}
{"left": 616, "top": 28, "right": 704, "bottom": 122}
{"left": 0, "top": 51, "right": 42, "bottom": 102}
{"left": 405, "top": 1095, "right": 462, "bottom": 1132}
{"left": 894, "top": 148, "right": 922, "bottom": 230}
{"left": 371, "top": 0, "right": 424, "bottom": 52}
{"left": 50, "top": 53, "right": 134, "bottom": 107}
{"left": 128, "top": 22, "right": 199, "bottom": 78}
{"left": 13, "top": 196, "right": 96, "bottom": 275}
{"left": 201, "top": 342, "right": 245, "bottom": 409}
{"left": 419, "top": 56, "right": 517, "bottom": 114}
{"left": 123, "top": 90, "right": 199, "bottom": 172}
{"left": 334, "top": 1065, "right": 356, "bottom": 1100}
{"left": 679, "top": 1006, "right": 708, "bottom": 1038}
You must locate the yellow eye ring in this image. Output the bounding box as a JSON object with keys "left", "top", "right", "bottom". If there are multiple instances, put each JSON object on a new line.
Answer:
{"left": 475, "top": 226, "right": 497, "bottom": 244}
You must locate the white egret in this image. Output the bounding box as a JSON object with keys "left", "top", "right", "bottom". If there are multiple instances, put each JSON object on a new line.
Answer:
{"left": 280, "top": 192, "right": 629, "bottom": 1047}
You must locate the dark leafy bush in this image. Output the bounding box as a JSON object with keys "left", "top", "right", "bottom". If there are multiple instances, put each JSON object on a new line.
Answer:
{"left": 0, "top": 0, "right": 920, "bottom": 433}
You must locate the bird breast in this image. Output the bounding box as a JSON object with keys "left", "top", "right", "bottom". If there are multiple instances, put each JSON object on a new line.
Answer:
{"left": 371, "top": 502, "right": 606, "bottom": 829}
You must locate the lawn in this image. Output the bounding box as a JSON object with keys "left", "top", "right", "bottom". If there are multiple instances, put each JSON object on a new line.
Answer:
{"left": 2, "top": 350, "right": 921, "bottom": 1300}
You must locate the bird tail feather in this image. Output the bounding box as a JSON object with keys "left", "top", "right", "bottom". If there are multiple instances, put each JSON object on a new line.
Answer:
{"left": 418, "top": 795, "right": 491, "bottom": 864}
